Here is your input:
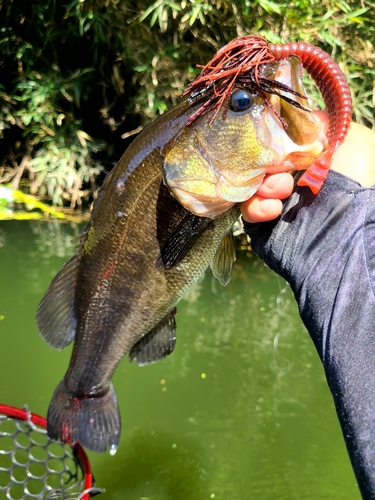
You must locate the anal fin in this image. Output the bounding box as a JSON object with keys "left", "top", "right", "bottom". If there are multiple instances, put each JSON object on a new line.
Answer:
{"left": 129, "top": 309, "right": 177, "bottom": 366}
{"left": 210, "top": 231, "right": 236, "bottom": 286}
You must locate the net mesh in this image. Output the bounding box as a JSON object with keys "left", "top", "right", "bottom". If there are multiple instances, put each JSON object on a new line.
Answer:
{"left": 0, "top": 408, "right": 103, "bottom": 500}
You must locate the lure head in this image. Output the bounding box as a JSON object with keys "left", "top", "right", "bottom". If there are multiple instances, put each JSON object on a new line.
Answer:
{"left": 163, "top": 57, "right": 328, "bottom": 218}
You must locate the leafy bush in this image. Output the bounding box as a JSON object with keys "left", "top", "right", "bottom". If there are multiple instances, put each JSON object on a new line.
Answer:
{"left": 0, "top": 0, "right": 373, "bottom": 207}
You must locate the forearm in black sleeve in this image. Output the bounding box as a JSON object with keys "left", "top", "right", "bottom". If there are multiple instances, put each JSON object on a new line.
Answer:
{"left": 243, "top": 170, "right": 375, "bottom": 499}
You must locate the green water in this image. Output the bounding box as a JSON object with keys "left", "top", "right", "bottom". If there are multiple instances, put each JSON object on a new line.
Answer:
{"left": 0, "top": 221, "right": 359, "bottom": 499}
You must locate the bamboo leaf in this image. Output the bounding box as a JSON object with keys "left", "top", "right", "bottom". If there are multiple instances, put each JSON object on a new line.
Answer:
{"left": 165, "top": 0, "right": 181, "bottom": 11}
{"left": 189, "top": 5, "right": 201, "bottom": 26}
{"left": 139, "top": 0, "right": 163, "bottom": 22}
{"left": 258, "top": 0, "right": 282, "bottom": 15}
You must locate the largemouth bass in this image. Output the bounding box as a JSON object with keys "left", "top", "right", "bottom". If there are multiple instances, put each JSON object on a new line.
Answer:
{"left": 36, "top": 57, "right": 327, "bottom": 453}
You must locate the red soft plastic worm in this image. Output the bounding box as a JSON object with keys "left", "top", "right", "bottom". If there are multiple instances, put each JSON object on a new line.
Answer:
{"left": 268, "top": 42, "right": 352, "bottom": 193}
{"left": 185, "top": 35, "right": 353, "bottom": 195}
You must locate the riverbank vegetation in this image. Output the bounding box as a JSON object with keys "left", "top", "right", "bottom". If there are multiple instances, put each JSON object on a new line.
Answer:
{"left": 0, "top": 0, "right": 373, "bottom": 213}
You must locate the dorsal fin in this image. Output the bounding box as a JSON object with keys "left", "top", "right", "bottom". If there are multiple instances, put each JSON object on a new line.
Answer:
{"left": 36, "top": 253, "right": 79, "bottom": 350}
{"left": 129, "top": 309, "right": 177, "bottom": 366}
{"left": 210, "top": 231, "right": 236, "bottom": 286}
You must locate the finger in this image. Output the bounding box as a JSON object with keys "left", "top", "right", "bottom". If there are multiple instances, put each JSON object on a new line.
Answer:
{"left": 256, "top": 173, "right": 294, "bottom": 199}
{"left": 241, "top": 173, "right": 294, "bottom": 223}
{"left": 241, "top": 196, "right": 283, "bottom": 223}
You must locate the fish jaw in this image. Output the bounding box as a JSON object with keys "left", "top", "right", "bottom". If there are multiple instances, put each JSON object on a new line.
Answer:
{"left": 165, "top": 178, "right": 264, "bottom": 219}
{"left": 165, "top": 146, "right": 266, "bottom": 218}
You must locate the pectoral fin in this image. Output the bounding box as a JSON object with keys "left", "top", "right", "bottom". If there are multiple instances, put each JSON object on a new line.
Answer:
{"left": 129, "top": 309, "right": 177, "bottom": 366}
{"left": 158, "top": 214, "right": 213, "bottom": 269}
{"left": 36, "top": 253, "right": 79, "bottom": 350}
{"left": 210, "top": 231, "right": 236, "bottom": 286}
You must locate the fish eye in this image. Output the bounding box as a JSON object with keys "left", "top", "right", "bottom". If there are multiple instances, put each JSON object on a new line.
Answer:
{"left": 229, "top": 90, "right": 254, "bottom": 112}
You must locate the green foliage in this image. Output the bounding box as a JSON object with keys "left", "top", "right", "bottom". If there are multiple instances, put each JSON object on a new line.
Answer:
{"left": 0, "top": 0, "right": 374, "bottom": 207}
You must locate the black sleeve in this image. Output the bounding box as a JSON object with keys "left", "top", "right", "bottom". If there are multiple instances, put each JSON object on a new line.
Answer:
{"left": 243, "top": 170, "right": 375, "bottom": 499}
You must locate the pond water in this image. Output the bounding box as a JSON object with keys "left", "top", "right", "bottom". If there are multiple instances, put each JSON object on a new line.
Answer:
{"left": 0, "top": 221, "right": 359, "bottom": 499}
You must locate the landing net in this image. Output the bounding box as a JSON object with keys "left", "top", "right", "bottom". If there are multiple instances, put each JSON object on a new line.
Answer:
{"left": 0, "top": 404, "right": 104, "bottom": 499}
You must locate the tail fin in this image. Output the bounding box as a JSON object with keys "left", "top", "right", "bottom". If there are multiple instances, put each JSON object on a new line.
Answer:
{"left": 47, "top": 380, "right": 121, "bottom": 454}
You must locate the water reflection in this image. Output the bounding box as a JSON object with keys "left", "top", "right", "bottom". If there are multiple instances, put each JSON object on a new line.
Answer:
{"left": 0, "top": 221, "right": 360, "bottom": 499}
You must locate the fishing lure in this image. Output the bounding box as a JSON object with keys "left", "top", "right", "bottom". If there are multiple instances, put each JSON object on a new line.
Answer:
{"left": 183, "top": 35, "right": 352, "bottom": 194}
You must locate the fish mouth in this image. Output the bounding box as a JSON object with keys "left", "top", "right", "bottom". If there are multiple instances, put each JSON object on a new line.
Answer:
{"left": 164, "top": 57, "right": 329, "bottom": 219}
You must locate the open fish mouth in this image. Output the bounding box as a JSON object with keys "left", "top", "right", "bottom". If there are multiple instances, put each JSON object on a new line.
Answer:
{"left": 164, "top": 57, "right": 327, "bottom": 218}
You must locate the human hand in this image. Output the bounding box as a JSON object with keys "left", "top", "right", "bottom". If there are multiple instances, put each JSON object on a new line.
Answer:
{"left": 241, "top": 112, "right": 375, "bottom": 223}
{"left": 240, "top": 173, "right": 294, "bottom": 223}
